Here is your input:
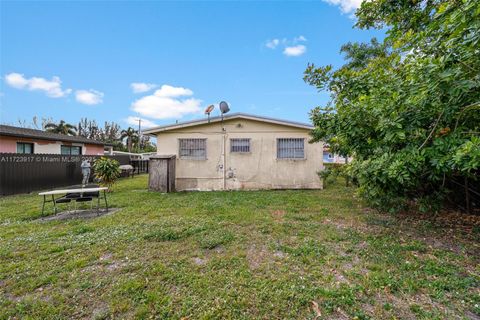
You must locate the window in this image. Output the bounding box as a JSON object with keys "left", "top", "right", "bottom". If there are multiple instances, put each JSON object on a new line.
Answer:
{"left": 277, "top": 138, "right": 305, "bottom": 159}
{"left": 230, "top": 138, "right": 250, "bottom": 153}
{"left": 17, "top": 142, "right": 34, "bottom": 154}
{"left": 61, "top": 145, "right": 82, "bottom": 155}
{"left": 328, "top": 153, "right": 334, "bottom": 159}
{"left": 179, "top": 139, "right": 207, "bottom": 160}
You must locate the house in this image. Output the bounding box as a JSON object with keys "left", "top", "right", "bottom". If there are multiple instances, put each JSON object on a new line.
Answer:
{"left": 143, "top": 113, "right": 323, "bottom": 191}
{"left": 323, "top": 150, "right": 347, "bottom": 164}
{"left": 0, "top": 125, "right": 106, "bottom": 155}
{"left": 322, "top": 146, "right": 351, "bottom": 164}
{"left": 105, "top": 150, "right": 157, "bottom": 160}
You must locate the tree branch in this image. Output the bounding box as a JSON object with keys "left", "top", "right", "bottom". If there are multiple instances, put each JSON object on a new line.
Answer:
{"left": 419, "top": 109, "right": 444, "bottom": 149}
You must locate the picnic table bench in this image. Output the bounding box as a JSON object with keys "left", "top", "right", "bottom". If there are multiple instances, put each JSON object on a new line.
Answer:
{"left": 119, "top": 164, "right": 135, "bottom": 178}
{"left": 39, "top": 185, "right": 108, "bottom": 215}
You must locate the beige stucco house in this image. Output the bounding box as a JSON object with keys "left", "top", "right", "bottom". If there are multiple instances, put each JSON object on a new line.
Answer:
{"left": 143, "top": 113, "right": 323, "bottom": 191}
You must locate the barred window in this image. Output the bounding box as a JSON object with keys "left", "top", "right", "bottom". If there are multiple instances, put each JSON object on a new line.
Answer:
{"left": 277, "top": 138, "right": 305, "bottom": 159}
{"left": 179, "top": 138, "right": 207, "bottom": 160}
{"left": 230, "top": 138, "right": 250, "bottom": 153}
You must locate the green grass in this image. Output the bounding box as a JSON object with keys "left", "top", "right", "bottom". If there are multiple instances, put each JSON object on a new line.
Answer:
{"left": 0, "top": 175, "right": 479, "bottom": 319}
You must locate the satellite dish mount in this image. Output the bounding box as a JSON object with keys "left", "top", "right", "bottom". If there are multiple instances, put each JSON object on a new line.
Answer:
{"left": 219, "top": 101, "right": 230, "bottom": 122}
{"left": 204, "top": 105, "right": 215, "bottom": 122}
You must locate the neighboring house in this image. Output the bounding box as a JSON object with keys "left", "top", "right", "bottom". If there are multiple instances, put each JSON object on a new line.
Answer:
{"left": 322, "top": 146, "right": 352, "bottom": 164}
{"left": 104, "top": 150, "right": 157, "bottom": 160}
{"left": 0, "top": 125, "right": 106, "bottom": 155}
{"left": 143, "top": 113, "right": 323, "bottom": 191}
{"left": 323, "top": 151, "right": 347, "bottom": 164}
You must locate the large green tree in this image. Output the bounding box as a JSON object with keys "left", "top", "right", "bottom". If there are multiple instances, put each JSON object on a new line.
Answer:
{"left": 44, "top": 120, "right": 77, "bottom": 136}
{"left": 120, "top": 127, "right": 138, "bottom": 153}
{"left": 305, "top": 0, "right": 480, "bottom": 211}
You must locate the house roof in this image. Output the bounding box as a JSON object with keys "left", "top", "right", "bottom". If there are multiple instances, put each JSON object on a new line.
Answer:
{"left": 0, "top": 125, "right": 106, "bottom": 145}
{"left": 143, "top": 113, "right": 314, "bottom": 135}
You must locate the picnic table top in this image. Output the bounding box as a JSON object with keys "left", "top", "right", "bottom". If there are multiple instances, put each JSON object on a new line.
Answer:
{"left": 38, "top": 187, "right": 108, "bottom": 196}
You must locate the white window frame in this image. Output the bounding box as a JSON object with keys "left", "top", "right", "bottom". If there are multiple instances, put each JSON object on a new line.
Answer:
{"left": 277, "top": 138, "right": 305, "bottom": 160}
{"left": 230, "top": 138, "right": 251, "bottom": 153}
{"left": 178, "top": 138, "right": 207, "bottom": 160}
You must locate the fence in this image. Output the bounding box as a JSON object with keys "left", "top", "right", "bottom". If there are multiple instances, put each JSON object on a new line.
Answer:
{"left": 131, "top": 160, "right": 149, "bottom": 175}
{"left": 0, "top": 153, "right": 148, "bottom": 196}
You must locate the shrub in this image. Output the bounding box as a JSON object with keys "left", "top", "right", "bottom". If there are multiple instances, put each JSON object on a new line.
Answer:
{"left": 93, "top": 157, "right": 121, "bottom": 190}
{"left": 318, "top": 163, "right": 348, "bottom": 187}
{"left": 304, "top": 0, "right": 480, "bottom": 211}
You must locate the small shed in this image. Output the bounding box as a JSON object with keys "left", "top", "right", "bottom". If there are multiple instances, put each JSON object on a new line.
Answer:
{"left": 148, "top": 155, "right": 176, "bottom": 192}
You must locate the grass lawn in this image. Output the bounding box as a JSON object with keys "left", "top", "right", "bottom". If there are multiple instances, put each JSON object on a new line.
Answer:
{"left": 1, "top": 175, "right": 479, "bottom": 319}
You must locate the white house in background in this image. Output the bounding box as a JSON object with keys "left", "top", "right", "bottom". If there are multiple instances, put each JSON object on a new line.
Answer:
{"left": 323, "top": 146, "right": 349, "bottom": 164}
{"left": 143, "top": 113, "right": 324, "bottom": 191}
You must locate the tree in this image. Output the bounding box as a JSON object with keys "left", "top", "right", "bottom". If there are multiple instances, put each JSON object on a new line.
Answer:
{"left": 11, "top": 116, "right": 53, "bottom": 129}
{"left": 103, "top": 121, "right": 122, "bottom": 144}
{"left": 77, "top": 118, "right": 99, "bottom": 140}
{"left": 77, "top": 118, "right": 122, "bottom": 145}
{"left": 92, "top": 157, "right": 121, "bottom": 191}
{"left": 304, "top": 0, "right": 480, "bottom": 211}
{"left": 45, "top": 120, "right": 77, "bottom": 136}
{"left": 139, "top": 135, "right": 156, "bottom": 153}
{"left": 120, "top": 127, "right": 138, "bottom": 153}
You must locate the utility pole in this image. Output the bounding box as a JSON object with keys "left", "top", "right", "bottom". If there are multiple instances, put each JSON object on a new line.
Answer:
{"left": 137, "top": 118, "right": 141, "bottom": 153}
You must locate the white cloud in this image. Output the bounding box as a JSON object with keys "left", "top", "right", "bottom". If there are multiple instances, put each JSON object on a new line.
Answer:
{"left": 131, "top": 84, "right": 201, "bottom": 120}
{"left": 154, "top": 84, "right": 193, "bottom": 98}
{"left": 125, "top": 116, "right": 158, "bottom": 129}
{"left": 322, "top": 0, "right": 363, "bottom": 14}
{"left": 265, "top": 39, "right": 280, "bottom": 49}
{"left": 283, "top": 45, "right": 307, "bottom": 57}
{"left": 265, "top": 36, "right": 308, "bottom": 56}
{"left": 75, "top": 89, "right": 104, "bottom": 105}
{"left": 131, "top": 82, "right": 157, "bottom": 93}
{"left": 294, "top": 35, "right": 307, "bottom": 42}
{"left": 4, "top": 72, "right": 72, "bottom": 98}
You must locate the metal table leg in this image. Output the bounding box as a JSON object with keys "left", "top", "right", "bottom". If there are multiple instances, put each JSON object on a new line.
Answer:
{"left": 97, "top": 195, "right": 100, "bottom": 215}
{"left": 42, "top": 195, "right": 46, "bottom": 215}
{"left": 52, "top": 195, "right": 57, "bottom": 214}
{"left": 104, "top": 190, "right": 108, "bottom": 212}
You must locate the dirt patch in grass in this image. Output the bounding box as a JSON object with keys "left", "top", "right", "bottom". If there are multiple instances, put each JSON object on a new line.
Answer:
{"left": 192, "top": 257, "right": 207, "bottom": 266}
{"left": 90, "top": 303, "right": 110, "bottom": 320}
{"left": 390, "top": 210, "right": 480, "bottom": 256}
{"left": 271, "top": 209, "right": 286, "bottom": 221}
{"left": 324, "top": 309, "right": 350, "bottom": 320}
{"left": 246, "top": 244, "right": 269, "bottom": 270}
{"left": 37, "top": 208, "right": 121, "bottom": 221}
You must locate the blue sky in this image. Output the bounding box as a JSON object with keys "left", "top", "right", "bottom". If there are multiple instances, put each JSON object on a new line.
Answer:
{"left": 0, "top": 0, "right": 383, "bottom": 130}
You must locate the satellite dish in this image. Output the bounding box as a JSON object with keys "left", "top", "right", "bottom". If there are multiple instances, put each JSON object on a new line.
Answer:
{"left": 219, "top": 101, "right": 230, "bottom": 114}
{"left": 205, "top": 105, "right": 214, "bottom": 115}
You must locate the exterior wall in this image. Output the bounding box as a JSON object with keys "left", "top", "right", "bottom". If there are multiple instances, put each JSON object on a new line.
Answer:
{"left": 155, "top": 118, "right": 323, "bottom": 191}
{"left": 84, "top": 144, "right": 105, "bottom": 155}
{"left": 35, "top": 141, "right": 62, "bottom": 154}
{"left": 0, "top": 135, "right": 17, "bottom": 153}
{"left": 0, "top": 135, "right": 103, "bottom": 155}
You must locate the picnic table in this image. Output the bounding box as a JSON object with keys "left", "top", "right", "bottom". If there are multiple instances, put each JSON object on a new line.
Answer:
{"left": 39, "top": 186, "right": 108, "bottom": 215}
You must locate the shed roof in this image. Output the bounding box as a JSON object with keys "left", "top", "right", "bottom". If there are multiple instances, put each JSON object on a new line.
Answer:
{"left": 0, "top": 125, "right": 105, "bottom": 145}
{"left": 143, "top": 113, "right": 314, "bottom": 135}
